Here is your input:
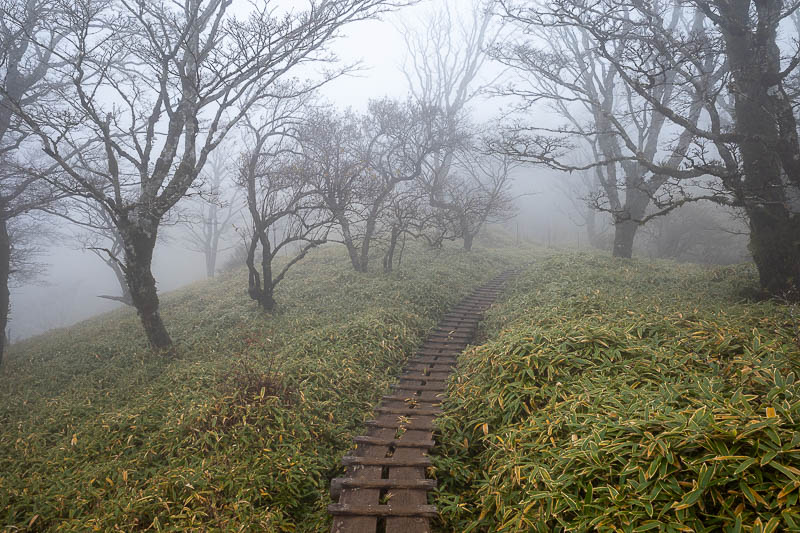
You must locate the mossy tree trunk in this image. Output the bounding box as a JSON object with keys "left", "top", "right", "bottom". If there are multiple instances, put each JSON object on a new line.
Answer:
{"left": 612, "top": 218, "right": 638, "bottom": 259}
{"left": 119, "top": 218, "right": 172, "bottom": 349}
{"left": 718, "top": 0, "right": 800, "bottom": 295}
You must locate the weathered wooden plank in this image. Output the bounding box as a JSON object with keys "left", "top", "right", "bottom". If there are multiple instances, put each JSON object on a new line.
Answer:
{"left": 341, "top": 456, "right": 432, "bottom": 467}
{"left": 391, "top": 382, "right": 447, "bottom": 391}
{"left": 328, "top": 504, "right": 438, "bottom": 518}
{"left": 374, "top": 406, "right": 442, "bottom": 416}
{"left": 353, "top": 436, "right": 436, "bottom": 448}
{"left": 398, "top": 373, "right": 447, "bottom": 382}
{"left": 400, "top": 370, "right": 450, "bottom": 380}
{"left": 411, "top": 352, "right": 460, "bottom": 360}
{"left": 331, "top": 427, "right": 394, "bottom": 533}
{"left": 331, "top": 478, "right": 437, "bottom": 498}
{"left": 385, "top": 429, "right": 434, "bottom": 533}
{"left": 365, "top": 418, "right": 436, "bottom": 430}
{"left": 380, "top": 394, "right": 441, "bottom": 403}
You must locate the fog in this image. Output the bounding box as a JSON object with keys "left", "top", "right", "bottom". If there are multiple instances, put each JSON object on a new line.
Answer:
{"left": 9, "top": 8, "right": 417, "bottom": 341}
{"left": 5, "top": 0, "right": 756, "bottom": 342}
{"left": 6, "top": 1, "right": 800, "bottom": 531}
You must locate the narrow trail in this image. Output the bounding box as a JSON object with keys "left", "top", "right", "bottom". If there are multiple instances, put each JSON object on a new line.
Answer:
{"left": 328, "top": 270, "right": 517, "bottom": 533}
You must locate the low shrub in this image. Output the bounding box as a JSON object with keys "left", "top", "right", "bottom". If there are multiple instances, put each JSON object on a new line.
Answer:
{"left": 434, "top": 253, "right": 800, "bottom": 532}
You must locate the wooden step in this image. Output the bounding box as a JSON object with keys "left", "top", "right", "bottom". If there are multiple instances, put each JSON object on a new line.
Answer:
{"left": 413, "top": 350, "right": 461, "bottom": 357}
{"left": 341, "top": 456, "right": 432, "bottom": 467}
{"left": 409, "top": 356, "right": 457, "bottom": 364}
{"left": 437, "top": 319, "right": 479, "bottom": 325}
{"left": 391, "top": 383, "right": 446, "bottom": 392}
{"left": 353, "top": 436, "right": 436, "bottom": 448}
{"left": 381, "top": 395, "right": 442, "bottom": 404}
{"left": 331, "top": 478, "right": 437, "bottom": 498}
{"left": 398, "top": 374, "right": 447, "bottom": 382}
{"left": 401, "top": 370, "right": 451, "bottom": 378}
{"left": 429, "top": 330, "right": 474, "bottom": 336}
{"left": 328, "top": 503, "right": 438, "bottom": 518}
{"left": 366, "top": 419, "right": 436, "bottom": 430}
{"left": 375, "top": 406, "right": 442, "bottom": 416}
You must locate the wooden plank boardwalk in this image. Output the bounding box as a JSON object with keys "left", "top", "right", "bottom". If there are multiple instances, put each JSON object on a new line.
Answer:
{"left": 328, "top": 270, "right": 516, "bottom": 533}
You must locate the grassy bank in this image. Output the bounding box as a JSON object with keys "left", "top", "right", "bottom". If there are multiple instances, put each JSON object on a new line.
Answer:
{"left": 0, "top": 245, "right": 521, "bottom": 532}
{"left": 434, "top": 253, "right": 800, "bottom": 532}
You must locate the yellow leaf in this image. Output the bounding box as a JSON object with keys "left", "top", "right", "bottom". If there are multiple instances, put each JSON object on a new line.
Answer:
{"left": 122, "top": 470, "right": 128, "bottom": 482}
{"left": 70, "top": 434, "right": 78, "bottom": 446}
{"left": 766, "top": 407, "right": 777, "bottom": 418}
{"left": 482, "top": 423, "right": 489, "bottom": 435}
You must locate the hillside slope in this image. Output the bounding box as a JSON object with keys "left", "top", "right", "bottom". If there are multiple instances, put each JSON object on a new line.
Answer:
{"left": 0, "top": 246, "right": 521, "bottom": 532}
{"left": 434, "top": 253, "right": 800, "bottom": 532}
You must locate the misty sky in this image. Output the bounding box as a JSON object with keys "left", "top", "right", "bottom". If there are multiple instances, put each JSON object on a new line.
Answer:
{"left": 9, "top": 0, "right": 741, "bottom": 342}
{"left": 8, "top": 1, "right": 552, "bottom": 341}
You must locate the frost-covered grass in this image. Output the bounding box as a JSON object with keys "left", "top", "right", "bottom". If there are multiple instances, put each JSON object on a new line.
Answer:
{"left": 0, "top": 245, "right": 523, "bottom": 532}
{"left": 434, "top": 253, "right": 800, "bottom": 532}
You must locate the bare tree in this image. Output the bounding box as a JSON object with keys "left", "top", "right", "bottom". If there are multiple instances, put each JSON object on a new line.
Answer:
{"left": 358, "top": 99, "right": 443, "bottom": 268}
{"left": 302, "top": 100, "right": 440, "bottom": 273}
{"left": 183, "top": 152, "right": 240, "bottom": 278}
{"left": 5, "top": 0, "right": 411, "bottom": 349}
{"left": 513, "top": 0, "right": 800, "bottom": 295}
{"left": 237, "top": 97, "right": 330, "bottom": 311}
{"left": 380, "top": 182, "right": 426, "bottom": 272}
{"left": 0, "top": 0, "right": 64, "bottom": 365}
{"left": 296, "top": 109, "right": 368, "bottom": 271}
{"left": 401, "top": 0, "right": 502, "bottom": 239}
{"left": 444, "top": 149, "right": 518, "bottom": 250}
{"left": 492, "top": 5, "right": 725, "bottom": 258}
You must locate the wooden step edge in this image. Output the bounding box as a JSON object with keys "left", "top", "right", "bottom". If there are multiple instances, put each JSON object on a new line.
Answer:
{"left": 381, "top": 395, "right": 442, "bottom": 403}
{"left": 429, "top": 330, "right": 474, "bottom": 336}
{"left": 375, "top": 407, "right": 442, "bottom": 416}
{"left": 353, "top": 436, "right": 436, "bottom": 448}
{"left": 391, "top": 383, "right": 447, "bottom": 391}
{"left": 404, "top": 364, "right": 453, "bottom": 372}
{"left": 421, "top": 338, "right": 469, "bottom": 344}
{"left": 365, "top": 419, "right": 436, "bottom": 430}
{"left": 341, "top": 456, "right": 432, "bottom": 467}
{"left": 398, "top": 375, "right": 448, "bottom": 383}
{"left": 426, "top": 336, "right": 473, "bottom": 343}
{"left": 412, "top": 354, "right": 460, "bottom": 361}
{"left": 328, "top": 503, "right": 438, "bottom": 518}
{"left": 330, "top": 478, "right": 437, "bottom": 498}
{"left": 332, "top": 477, "right": 437, "bottom": 491}
{"left": 399, "top": 374, "right": 449, "bottom": 382}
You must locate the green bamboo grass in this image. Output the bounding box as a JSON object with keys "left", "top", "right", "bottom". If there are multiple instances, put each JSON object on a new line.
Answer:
{"left": 434, "top": 254, "right": 800, "bottom": 533}
{"left": 0, "top": 245, "right": 520, "bottom": 532}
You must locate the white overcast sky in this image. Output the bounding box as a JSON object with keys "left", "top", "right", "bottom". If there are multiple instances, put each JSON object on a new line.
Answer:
{"left": 320, "top": 13, "right": 411, "bottom": 108}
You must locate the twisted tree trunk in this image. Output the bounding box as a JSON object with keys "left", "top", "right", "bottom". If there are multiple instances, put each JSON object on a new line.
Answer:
{"left": 119, "top": 219, "right": 172, "bottom": 349}
{"left": 612, "top": 219, "right": 638, "bottom": 259}
{"left": 717, "top": 0, "right": 800, "bottom": 296}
